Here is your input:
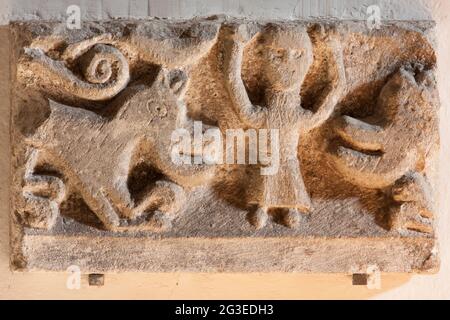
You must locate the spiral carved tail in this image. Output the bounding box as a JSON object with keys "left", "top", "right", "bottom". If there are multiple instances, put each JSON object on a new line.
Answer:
{"left": 21, "top": 41, "right": 130, "bottom": 102}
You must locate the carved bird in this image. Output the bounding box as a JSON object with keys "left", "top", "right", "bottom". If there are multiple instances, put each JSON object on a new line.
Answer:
{"left": 329, "top": 65, "right": 439, "bottom": 233}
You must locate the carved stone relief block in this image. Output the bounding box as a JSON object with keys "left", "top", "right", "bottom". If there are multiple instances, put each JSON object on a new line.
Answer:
{"left": 10, "top": 18, "right": 440, "bottom": 273}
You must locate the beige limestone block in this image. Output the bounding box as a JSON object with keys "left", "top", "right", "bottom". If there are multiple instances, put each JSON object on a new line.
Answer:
{"left": 10, "top": 18, "right": 439, "bottom": 273}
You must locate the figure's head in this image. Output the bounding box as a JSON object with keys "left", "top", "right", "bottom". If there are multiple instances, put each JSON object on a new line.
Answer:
{"left": 255, "top": 25, "right": 313, "bottom": 91}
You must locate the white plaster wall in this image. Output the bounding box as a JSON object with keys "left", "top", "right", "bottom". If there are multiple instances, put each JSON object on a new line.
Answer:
{"left": 0, "top": 0, "right": 434, "bottom": 23}
{"left": 0, "top": 0, "right": 448, "bottom": 299}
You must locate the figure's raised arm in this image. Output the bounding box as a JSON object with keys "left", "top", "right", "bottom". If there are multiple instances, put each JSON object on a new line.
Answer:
{"left": 221, "top": 26, "right": 267, "bottom": 127}
{"left": 302, "top": 32, "right": 346, "bottom": 131}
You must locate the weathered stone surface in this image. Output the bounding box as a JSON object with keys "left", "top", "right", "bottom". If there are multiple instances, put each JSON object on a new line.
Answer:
{"left": 10, "top": 18, "right": 439, "bottom": 273}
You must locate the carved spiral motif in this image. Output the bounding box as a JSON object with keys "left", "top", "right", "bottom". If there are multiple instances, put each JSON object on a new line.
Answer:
{"left": 79, "top": 44, "right": 128, "bottom": 86}
{"left": 23, "top": 41, "right": 130, "bottom": 102}
{"left": 70, "top": 43, "right": 130, "bottom": 101}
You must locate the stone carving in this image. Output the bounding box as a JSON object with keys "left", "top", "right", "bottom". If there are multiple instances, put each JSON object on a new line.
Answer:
{"left": 21, "top": 148, "right": 66, "bottom": 230}
{"left": 24, "top": 36, "right": 130, "bottom": 101}
{"left": 10, "top": 19, "right": 439, "bottom": 273}
{"left": 15, "top": 23, "right": 219, "bottom": 232}
{"left": 329, "top": 65, "right": 438, "bottom": 234}
{"left": 221, "top": 24, "right": 345, "bottom": 228}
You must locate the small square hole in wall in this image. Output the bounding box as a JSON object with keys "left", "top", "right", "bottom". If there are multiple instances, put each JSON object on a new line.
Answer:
{"left": 352, "top": 273, "right": 368, "bottom": 286}
{"left": 88, "top": 274, "right": 105, "bottom": 286}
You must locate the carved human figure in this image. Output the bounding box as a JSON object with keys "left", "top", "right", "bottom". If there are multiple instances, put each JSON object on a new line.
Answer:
{"left": 330, "top": 65, "right": 438, "bottom": 233}
{"left": 17, "top": 33, "right": 218, "bottom": 231}
{"left": 221, "top": 24, "right": 346, "bottom": 228}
